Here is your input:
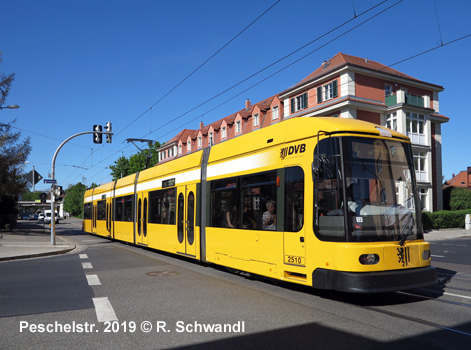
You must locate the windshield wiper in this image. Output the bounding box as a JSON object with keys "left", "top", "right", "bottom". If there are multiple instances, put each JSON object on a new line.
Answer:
{"left": 399, "top": 215, "right": 414, "bottom": 246}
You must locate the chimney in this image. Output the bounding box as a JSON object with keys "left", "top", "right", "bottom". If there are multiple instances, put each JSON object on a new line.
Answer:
{"left": 365, "top": 57, "right": 368, "bottom": 63}
{"left": 245, "top": 99, "right": 251, "bottom": 109}
{"left": 199, "top": 121, "right": 204, "bottom": 129}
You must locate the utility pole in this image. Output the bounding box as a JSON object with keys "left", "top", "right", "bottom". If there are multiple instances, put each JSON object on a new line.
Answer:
{"left": 49, "top": 126, "right": 113, "bottom": 245}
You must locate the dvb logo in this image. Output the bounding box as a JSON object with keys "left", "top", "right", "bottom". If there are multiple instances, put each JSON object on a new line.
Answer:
{"left": 280, "top": 144, "right": 306, "bottom": 160}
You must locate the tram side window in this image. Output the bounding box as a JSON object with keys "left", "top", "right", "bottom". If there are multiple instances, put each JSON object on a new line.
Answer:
{"left": 241, "top": 171, "right": 277, "bottom": 230}
{"left": 148, "top": 188, "right": 176, "bottom": 225}
{"left": 115, "top": 195, "right": 134, "bottom": 222}
{"left": 209, "top": 171, "right": 278, "bottom": 230}
{"left": 210, "top": 178, "right": 238, "bottom": 228}
{"left": 314, "top": 137, "right": 345, "bottom": 239}
{"left": 83, "top": 203, "right": 92, "bottom": 219}
{"left": 97, "top": 200, "right": 106, "bottom": 220}
{"left": 285, "top": 166, "right": 304, "bottom": 232}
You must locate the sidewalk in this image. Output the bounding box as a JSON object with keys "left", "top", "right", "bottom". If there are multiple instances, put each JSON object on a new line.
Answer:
{"left": 0, "top": 220, "right": 76, "bottom": 262}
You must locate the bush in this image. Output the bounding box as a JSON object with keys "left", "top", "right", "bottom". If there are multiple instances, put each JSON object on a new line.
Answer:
{"left": 422, "top": 209, "right": 471, "bottom": 230}
{"left": 449, "top": 187, "right": 471, "bottom": 210}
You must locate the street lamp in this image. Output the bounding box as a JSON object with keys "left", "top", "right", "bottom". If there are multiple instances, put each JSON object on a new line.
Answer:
{"left": 0, "top": 105, "right": 20, "bottom": 110}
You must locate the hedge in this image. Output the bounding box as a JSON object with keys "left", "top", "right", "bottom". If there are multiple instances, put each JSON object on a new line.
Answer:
{"left": 422, "top": 209, "right": 471, "bottom": 230}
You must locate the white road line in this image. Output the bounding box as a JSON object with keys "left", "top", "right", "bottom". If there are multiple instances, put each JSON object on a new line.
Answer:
{"left": 93, "top": 297, "right": 118, "bottom": 322}
{"left": 79, "top": 254, "right": 88, "bottom": 259}
{"left": 86, "top": 274, "right": 101, "bottom": 286}
{"left": 444, "top": 292, "right": 471, "bottom": 300}
{"left": 431, "top": 255, "right": 445, "bottom": 258}
{"left": 82, "top": 262, "right": 93, "bottom": 269}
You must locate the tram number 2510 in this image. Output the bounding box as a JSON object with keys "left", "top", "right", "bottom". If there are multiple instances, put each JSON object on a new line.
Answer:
{"left": 285, "top": 255, "right": 305, "bottom": 266}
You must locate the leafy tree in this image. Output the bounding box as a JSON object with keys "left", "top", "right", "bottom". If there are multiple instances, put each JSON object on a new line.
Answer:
{"left": 109, "top": 141, "right": 160, "bottom": 180}
{"left": 21, "top": 190, "right": 41, "bottom": 201}
{"left": 1, "top": 73, "right": 30, "bottom": 228}
{"left": 109, "top": 156, "right": 130, "bottom": 181}
{"left": 0, "top": 73, "right": 15, "bottom": 106}
{"left": 64, "top": 182, "right": 87, "bottom": 217}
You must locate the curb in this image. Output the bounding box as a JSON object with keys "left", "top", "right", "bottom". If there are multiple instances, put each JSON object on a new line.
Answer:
{"left": 0, "top": 245, "right": 76, "bottom": 262}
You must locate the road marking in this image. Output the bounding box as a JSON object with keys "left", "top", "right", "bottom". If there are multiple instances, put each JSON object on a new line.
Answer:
{"left": 93, "top": 297, "right": 118, "bottom": 322}
{"left": 443, "top": 292, "right": 471, "bottom": 300}
{"left": 86, "top": 274, "right": 101, "bottom": 286}
{"left": 82, "top": 262, "right": 93, "bottom": 269}
{"left": 79, "top": 254, "right": 88, "bottom": 259}
{"left": 431, "top": 255, "right": 445, "bottom": 258}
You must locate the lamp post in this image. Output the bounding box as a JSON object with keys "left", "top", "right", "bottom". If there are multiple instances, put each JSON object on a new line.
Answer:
{"left": 0, "top": 104, "right": 20, "bottom": 110}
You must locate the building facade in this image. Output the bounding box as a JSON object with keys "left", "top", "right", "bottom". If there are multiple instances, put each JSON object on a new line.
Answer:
{"left": 157, "top": 53, "right": 448, "bottom": 211}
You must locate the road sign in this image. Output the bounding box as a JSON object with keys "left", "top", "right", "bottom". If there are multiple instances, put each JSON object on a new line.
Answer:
{"left": 44, "top": 179, "right": 57, "bottom": 184}
{"left": 25, "top": 170, "right": 43, "bottom": 185}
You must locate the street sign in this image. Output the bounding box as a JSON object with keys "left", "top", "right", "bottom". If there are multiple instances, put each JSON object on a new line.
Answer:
{"left": 44, "top": 179, "right": 57, "bottom": 184}
{"left": 25, "top": 170, "right": 43, "bottom": 185}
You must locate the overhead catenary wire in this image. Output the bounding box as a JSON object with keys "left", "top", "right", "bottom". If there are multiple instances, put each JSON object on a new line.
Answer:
{"left": 68, "top": 0, "right": 404, "bottom": 186}
{"left": 115, "top": 0, "right": 281, "bottom": 139}
{"left": 67, "top": 5, "right": 471, "bottom": 187}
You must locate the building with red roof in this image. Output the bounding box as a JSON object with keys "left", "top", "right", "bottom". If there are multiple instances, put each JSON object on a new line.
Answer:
{"left": 157, "top": 53, "right": 448, "bottom": 211}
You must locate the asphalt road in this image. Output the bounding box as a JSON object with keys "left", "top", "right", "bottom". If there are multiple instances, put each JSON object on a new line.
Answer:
{"left": 1, "top": 219, "right": 470, "bottom": 349}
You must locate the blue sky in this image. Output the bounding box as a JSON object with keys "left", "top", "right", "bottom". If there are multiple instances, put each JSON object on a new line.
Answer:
{"left": 1, "top": 0, "right": 470, "bottom": 192}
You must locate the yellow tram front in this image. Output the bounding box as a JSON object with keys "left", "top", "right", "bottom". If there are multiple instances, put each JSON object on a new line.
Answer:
{"left": 310, "top": 128, "right": 436, "bottom": 292}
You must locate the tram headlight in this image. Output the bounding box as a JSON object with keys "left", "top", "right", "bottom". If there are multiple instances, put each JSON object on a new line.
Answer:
{"left": 359, "top": 254, "right": 379, "bottom": 265}
{"left": 422, "top": 249, "right": 431, "bottom": 260}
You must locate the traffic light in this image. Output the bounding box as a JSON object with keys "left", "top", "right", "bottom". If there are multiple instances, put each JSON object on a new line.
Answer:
{"left": 93, "top": 125, "right": 102, "bottom": 144}
{"left": 105, "top": 121, "right": 112, "bottom": 143}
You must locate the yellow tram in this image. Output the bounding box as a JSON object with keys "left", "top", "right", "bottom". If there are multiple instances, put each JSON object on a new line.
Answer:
{"left": 83, "top": 117, "right": 436, "bottom": 293}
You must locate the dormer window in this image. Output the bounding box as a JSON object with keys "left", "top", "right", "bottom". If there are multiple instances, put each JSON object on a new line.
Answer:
{"left": 236, "top": 121, "right": 241, "bottom": 134}
{"left": 253, "top": 114, "right": 259, "bottom": 127}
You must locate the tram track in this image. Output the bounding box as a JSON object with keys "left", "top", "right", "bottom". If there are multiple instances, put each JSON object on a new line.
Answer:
{"left": 364, "top": 304, "right": 471, "bottom": 337}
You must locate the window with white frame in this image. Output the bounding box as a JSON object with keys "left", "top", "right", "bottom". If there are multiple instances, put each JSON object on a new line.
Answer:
{"left": 324, "top": 82, "right": 334, "bottom": 101}
{"left": 236, "top": 120, "right": 241, "bottom": 134}
{"left": 272, "top": 105, "right": 279, "bottom": 120}
{"left": 178, "top": 144, "right": 182, "bottom": 154}
{"left": 316, "top": 80, "right": 338, "bottom": 103}
{"left": 413, "top": 151, "right": 427, "bottom": 182}
{"left": 290, "top": 93, "right": 308, "bottom": 113}
{"left": 406, "top": 112, "right": 426, "bottom": 145}
{"left": 385, "top": 84, "right": 393, "bottom": 97}
{"left": 187, "top": 140, "right": 191, "bottom": 152}
{"left": 209, "top": 132, "right": 213, "bottom": 146}
{"left": 386, "top": 112, "right": 398, "bottom": 131}
{"left": 168, "top": 147, "right": 174, "bottom": 157}
{"left": 221, "top": 126, "right": 226, "bottom": 139}
{"left": 253, "top": 114, "right": 259, "bottom": 127}
{"left": 198, "top": 136, "right": 202, "bottom": 148}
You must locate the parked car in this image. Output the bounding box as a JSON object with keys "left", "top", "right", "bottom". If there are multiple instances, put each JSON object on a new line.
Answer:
{"left": 38, "top": 213, "right": 45, "bottom": 221}
{"left": 44, "top": 210, "right": 59, "bottom": 224}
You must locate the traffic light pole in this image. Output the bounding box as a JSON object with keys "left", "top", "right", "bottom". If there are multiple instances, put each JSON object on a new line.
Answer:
{"left": 50, "top": 130, "right": 112, "bottom": 245}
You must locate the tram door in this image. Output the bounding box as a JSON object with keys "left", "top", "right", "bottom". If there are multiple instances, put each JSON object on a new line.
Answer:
{"left": 136, "top": 192, "right": 148, "bottom": 246}
{"left": 106, "top": 197, "right": 113, "bottom": 238}
{"left": 176, "top": 184, "right": 197, "bottom": 257}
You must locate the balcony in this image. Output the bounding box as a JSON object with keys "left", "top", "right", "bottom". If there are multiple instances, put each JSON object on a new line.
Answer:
{"left": 405, "top": 94, "right": 424, "bottom": 107}
{"left": 385, "top": 93, "right": 425, "bottom": 108}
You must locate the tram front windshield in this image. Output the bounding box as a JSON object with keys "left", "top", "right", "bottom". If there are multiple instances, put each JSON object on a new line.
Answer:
{"left": 314, "top": 136, "right": 422, "bottom": 242}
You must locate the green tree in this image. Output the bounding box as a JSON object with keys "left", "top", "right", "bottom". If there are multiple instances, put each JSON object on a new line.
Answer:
{"left": 1, "top": 73, "right": 30, "bottom": 228}
{"left": 21, "top": 190, "right": 40, "bottom": 201}
{"left": 64, "top": 182, "right": 87, "bottom": 217}
{"left": 109, "top": 141, "right": 160, "bottom": 180}
{"left": 109, "top": 156, "right": 130, "bottom": 180}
